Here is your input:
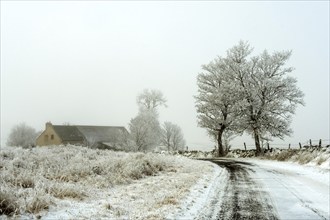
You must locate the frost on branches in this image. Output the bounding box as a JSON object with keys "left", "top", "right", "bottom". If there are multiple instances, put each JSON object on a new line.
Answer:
{"left": 130, "top": 89, "right": 185, "bottom": 152}
{"left": 129, "top": 109, "right": 162, "bottom": 151}
{"left": 196, "top": 41, "right": 304, "bottom": 155}
{"left": 6, "top": 123, "right": 38, "bottom": 148}
{"left": 129, "top": 89, "right": 165, "bottom": 152}
{"left": 161, "top": 121, "right": 186, "bottom": 152}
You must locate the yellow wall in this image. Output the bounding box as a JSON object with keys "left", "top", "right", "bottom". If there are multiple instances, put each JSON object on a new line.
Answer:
{"left": 36, "top": 124, "right": 62, "bottom": 146}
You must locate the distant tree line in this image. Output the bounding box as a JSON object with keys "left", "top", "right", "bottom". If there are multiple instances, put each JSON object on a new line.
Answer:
{"left": 7, "top": 89, "right": 186, "bottom": 152}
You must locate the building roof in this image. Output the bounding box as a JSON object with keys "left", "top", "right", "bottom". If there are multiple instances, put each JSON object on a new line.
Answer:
{"left": 51, "top": 124, "right": 128, "bottom": 143}
{"left": 76, "top": 126, "right": 128, "bottom": 143}
{"left": 52, "top": 125, "right": 85, "bottom": 142}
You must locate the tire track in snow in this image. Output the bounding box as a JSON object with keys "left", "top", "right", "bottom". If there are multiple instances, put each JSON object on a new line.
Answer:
{"left": 208, "top": 159, "right": 279, "bottom": 220}
{"left": 262, "top": 168, "right": 329, "bottom": 219}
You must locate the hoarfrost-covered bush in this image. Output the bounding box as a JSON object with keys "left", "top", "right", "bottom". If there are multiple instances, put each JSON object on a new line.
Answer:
{"left": 0, "top": 188, "right": 19, "bottom": 216}
{"left": 225, "top": 147, "right": 330, "bottom": 167}
{"left": 46, "top": 183, "right": 86, "bottom": 200}
{"left": 258, "top": 147, "right": 330, "bottom": 166}
{"left": 0, "top": 145, "right": 183, "bottom": 216}
{"left": 273, "top": 150, "right": 298, "bottom": 161}
{"left": 25, "top": 191, "right": 51, "bottom": 214}
{"left": 119, "top": 153, "right": 166, "bottom": 179}
{"left": 6, "top": 122, "right": 38, "bottom": 148}
{"left": 297, "top": 152, "right": 316, "bottom": 164}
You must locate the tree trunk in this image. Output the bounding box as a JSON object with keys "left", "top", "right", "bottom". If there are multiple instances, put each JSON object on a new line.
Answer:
{"left": 217, "top": 128, "right": 226, "bottom": 157}
{"left": 253, "top": 128, "right": 262, "bottom": 155}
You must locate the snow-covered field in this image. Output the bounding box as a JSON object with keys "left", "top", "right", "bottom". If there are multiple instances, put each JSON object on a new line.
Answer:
{"left": 0, "top": 145, "right": 218, "bottom": 219}
{"left": 1, "top": 145, "right": 329, "bottom": 219}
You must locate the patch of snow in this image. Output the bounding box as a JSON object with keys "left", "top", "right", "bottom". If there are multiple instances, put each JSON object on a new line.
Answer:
{"left": 242, "top": 158, "right": 330, "bottom": 219}
{"left": 167, "top": 162, "right": 226, "bottom": 219}
{"left": 40, "top": 157, "right": 218, "bottom": 219}
{"left": 244, "top": 158, "right": 330, "bottom": 185}
{"left": 3, "top": 146, "right": 329, "bottom": 219}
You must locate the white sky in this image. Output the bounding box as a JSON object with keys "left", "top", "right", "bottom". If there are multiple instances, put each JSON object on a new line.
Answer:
{"left": 1, "top": 1, "right": 329, "bottom": 150}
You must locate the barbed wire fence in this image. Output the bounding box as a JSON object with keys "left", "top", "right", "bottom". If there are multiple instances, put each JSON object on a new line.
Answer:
{"left": 239, "top": 139, "right": 330, "bottom": 151}
{"left": 185, "top": 139, "right": 330, "bottom": 152}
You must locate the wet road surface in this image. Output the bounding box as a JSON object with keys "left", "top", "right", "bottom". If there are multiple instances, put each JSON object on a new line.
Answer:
{"left": 209, "top": 159, "right": 279, "bottom": 220}
{"left": 199, "top": 158, "right": 329, "bottom": 220}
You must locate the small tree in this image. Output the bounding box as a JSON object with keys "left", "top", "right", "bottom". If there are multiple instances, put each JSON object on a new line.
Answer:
{"left": 129, "top": 89, "right": 167, "bottom": 151}
{"left": 117, "top": 129, "right": 135, "bottom": 152}
{"left": 161, "top": 121, "right": 186, "bottom": 151}
{"left": 6, "top": 123, "right": 38, "bottom": 148}
{"left": 129, "top": 109, "right": 162, "bottom": 151}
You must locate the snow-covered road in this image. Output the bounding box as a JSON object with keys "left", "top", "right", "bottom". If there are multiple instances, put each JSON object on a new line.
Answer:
{"left": 14, "top": 152, "right": 327, "bottom": 220}
{"left": 194, "top": 158, "right": 330, "bottom": 220}
{"left": 247, "top": 159, "right": 330, "bottom": 220}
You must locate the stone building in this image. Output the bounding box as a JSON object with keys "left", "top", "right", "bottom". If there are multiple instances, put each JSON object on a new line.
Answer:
{"left": 36, "top": 122, "right": 129, "bottom": 150}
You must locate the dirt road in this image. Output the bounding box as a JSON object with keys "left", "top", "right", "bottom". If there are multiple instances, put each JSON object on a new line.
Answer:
{"left": 198, "top": 159, "right": 329, "bottom": 220}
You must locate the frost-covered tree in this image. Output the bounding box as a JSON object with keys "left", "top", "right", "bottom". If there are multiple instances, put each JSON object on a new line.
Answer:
{"left": 129, "top": 109, "right": 162, "bottom": 151}
{"left": 137, "top": 89, "right": 167, "bottom": 111}
{"left": 117, "top": 129, "right": 136, "bottom": 152}
{"left": 196, "top": 41, "right": 304, "bottom": 155}
{"left": 161, "top": 121, "right": 186, "bottom": 151}
{"left": 195, "top": 57, "right": 244, "bottom": 156}
{"left": 7, "top": 123, "right": 38, "bottom": 148}
{"left": 224, "top": 41, "right": 305, "bottom": 154}
{"left": 129, "top": 89, "right": 167, "bottom": 151}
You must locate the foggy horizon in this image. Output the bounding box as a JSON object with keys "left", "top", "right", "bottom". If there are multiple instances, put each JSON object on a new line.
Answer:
{"left": 1, "top": 1, "right": 329, "bottom": 150}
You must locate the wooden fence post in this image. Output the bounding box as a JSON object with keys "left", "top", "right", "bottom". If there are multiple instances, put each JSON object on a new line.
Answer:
{"left": 319, "top": 139, "right": 322, "bottom": 147}
{"left": 309, "top": 139, "right": 312, "bottom": 147}
{"left": 244, "top": 142, "right": 247, "bottom": 151}
{"left": 299, "top": 142, "right": 302, "bottom": 149}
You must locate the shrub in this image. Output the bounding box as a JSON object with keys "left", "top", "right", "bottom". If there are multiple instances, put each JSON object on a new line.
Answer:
{"left": 47, "top": 183, "right": 85, "bottom": 200}
{"left": 0, "top": 189, "right": 19, "bottom": 216}
{"left": 6, "top": 123, "right": 38, "bottom": 148}
{"left": 316, "top": 156, "right": 328, "bottom": 165}
{"left": 0, "top": 151, "right": 15, "bottom": 160}
{"left": 25, "top": 192, "right": 51, "bottom": 214}
{"left": 274, "top": 150, "right": 297, "bottom": 161}
{"left": 16, "top": 174, "right": 35, "bottom": 188}
{"left": 297, "top": 151, "right": 317, "bottom": 164}
{"left": 0, "top": 145, "right": 179, "bottom": 216}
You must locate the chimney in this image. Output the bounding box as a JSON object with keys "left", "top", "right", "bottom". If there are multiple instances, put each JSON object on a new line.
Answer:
{"left": 46, "top": 122, "right": 52, "bottom": 129}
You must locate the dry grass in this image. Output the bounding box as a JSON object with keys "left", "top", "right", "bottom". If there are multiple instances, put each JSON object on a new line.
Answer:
{"left": 297, "top": 152, "right": 316, "bottom": 164}
{"left": 260, "top": 148, "right": 330, "bottom": 166}
{"left": 0, "top": 145, "right": 180, "bottom": 216}
{"left": 0, "top": 188, "right": 19, "bottom": 216}
{"left": 25, "top": 192, "right": 51, "bottom": 214}
{"left": 157, "top": 196, "right": 178, "bottom": 206}
{"left": 316, "top": 155, "right": 328, "bottom": 165}
{"left": 46, "top": 183, "right": 86, "bottom": 200}
{"left": 273, "top": 150, "right": 298, "bottom": 161}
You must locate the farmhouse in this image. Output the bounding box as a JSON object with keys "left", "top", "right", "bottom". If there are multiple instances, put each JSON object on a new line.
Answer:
{"left": 36, "top": 122, "right": 129, "bottom": 150}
